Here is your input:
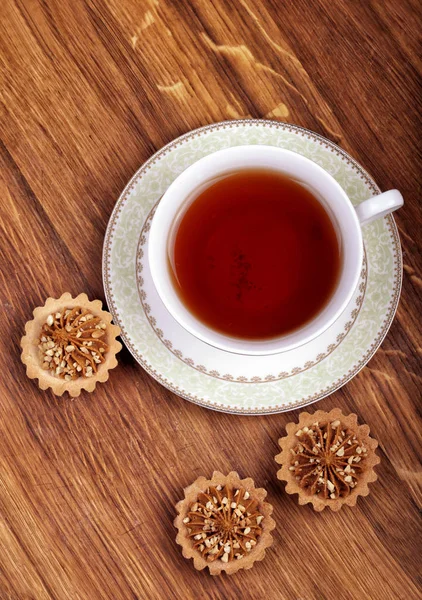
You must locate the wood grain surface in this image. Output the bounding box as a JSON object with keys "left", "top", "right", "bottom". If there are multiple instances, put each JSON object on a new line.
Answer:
{"left": 1, "top": 1, "right": 421, "bottom": 599}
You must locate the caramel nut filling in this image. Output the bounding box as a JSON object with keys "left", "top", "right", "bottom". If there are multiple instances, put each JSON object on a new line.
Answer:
{"left": 37, "top": 307, "right": 109, "bottom": 380}
{"left": 290, "top": 420, "right": 368, "bottom": 499}
{"left": 183, "top": 485, "right": 264, "bottom": 562}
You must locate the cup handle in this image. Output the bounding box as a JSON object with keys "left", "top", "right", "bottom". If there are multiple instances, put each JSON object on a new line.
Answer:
{"left": 355, "top": 189, "right": 404, "bottom": 226}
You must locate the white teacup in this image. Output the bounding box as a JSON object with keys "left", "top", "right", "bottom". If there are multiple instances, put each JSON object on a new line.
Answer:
{"left": 148, "top": 145, "right": 403, "bottom": 355}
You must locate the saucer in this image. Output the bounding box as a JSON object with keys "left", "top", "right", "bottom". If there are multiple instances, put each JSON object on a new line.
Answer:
{"left": 103, "top": 120, "right": 402, "bottom": 414}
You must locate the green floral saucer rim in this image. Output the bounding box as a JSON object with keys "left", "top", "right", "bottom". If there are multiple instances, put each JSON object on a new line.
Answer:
{"left": 103, "top": 120, "right": 402, "bottom": 414}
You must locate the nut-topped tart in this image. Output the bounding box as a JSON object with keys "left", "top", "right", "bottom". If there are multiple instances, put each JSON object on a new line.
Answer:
{"left": 174, "top": 471, "right": 275, "bottom": 575}
{"left": 275, "top": 408, "right": 380, "bottom": 511}
{"left": 21, "top": 292, "right": 121, "bottom": 396}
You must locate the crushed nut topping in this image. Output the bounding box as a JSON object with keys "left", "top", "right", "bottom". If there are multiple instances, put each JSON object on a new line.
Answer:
{"left": 184, "top": 486, "right": 263, "bottom": 562}
{"left": 290, "top": 420, "right": 368, "bottom": 499}
{"left": 37, "top": 308, "right": 109, "bottom": 379}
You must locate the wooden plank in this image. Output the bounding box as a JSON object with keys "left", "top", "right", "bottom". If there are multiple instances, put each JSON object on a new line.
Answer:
{"left": 0, "top": 0, "right": 420, "bottom": 598}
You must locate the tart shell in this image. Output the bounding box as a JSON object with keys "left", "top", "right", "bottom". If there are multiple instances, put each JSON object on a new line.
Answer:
{"left": 275, "top": 408, "right": 380, "bottom": 511}
{"left": 21, "top": 292, "right": 121, "bottom": 397}
{"left": 174, "top": 471, "right": 275, "bottom": 575}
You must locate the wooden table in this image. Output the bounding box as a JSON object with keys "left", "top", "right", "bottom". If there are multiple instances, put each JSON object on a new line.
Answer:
{"left": 1, "top": 1, "right": 421, "bottom": 598}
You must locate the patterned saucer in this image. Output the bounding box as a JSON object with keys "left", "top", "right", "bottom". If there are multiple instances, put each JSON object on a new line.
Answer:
{"left": 103, "top": 120, "right": 402, "bottom": 415}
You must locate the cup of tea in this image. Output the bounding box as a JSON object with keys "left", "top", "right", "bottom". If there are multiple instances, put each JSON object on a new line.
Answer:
{"left": 148, "top": 145, "right": 403, "bottom": 355}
